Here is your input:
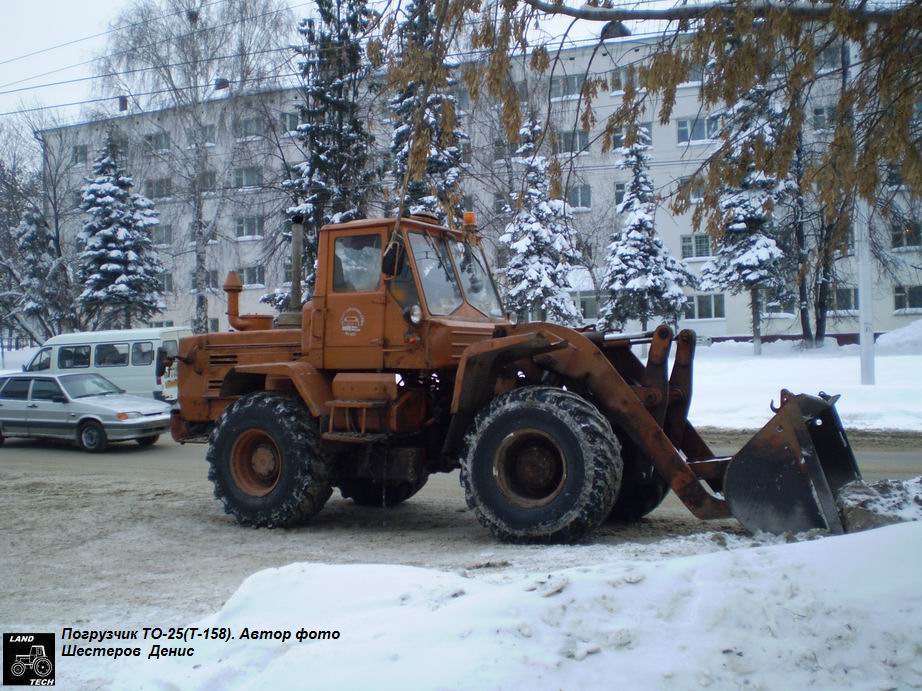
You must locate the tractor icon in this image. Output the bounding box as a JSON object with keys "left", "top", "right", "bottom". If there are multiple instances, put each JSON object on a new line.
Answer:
{"left": 10, "top": 644, "right": 53, "bottom": 678}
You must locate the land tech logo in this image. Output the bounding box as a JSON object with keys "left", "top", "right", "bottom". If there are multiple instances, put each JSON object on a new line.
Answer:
{"left": 3, "top": 633, "right": 55, "bottom": 686}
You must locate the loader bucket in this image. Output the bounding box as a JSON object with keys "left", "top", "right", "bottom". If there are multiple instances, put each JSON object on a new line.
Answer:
{"left": 723, "top": 390, "right": 861, "bottom": 535}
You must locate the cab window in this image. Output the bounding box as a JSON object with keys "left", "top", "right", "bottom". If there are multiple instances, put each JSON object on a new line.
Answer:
{"left": 0, "top": 378, "right": 31, "bottom": 400}
{"left": 131, "top": 342, "right": 155, "bottom": 366}
{"left": 31, "top": 379, "right": 64, "bottom": 401}
{"left": 333, "top": 235, "right": 381, "bottom": 292}
{"left": 95, "top": 343, "right": 129, "bottom": 367}
{"left": 161, "top": 340, "right": 178, "bottom": 357}
{"left": 26, "top": 347, "right": 52, "bottom": 371}
{"left": 58, "top": 345, "right": 91, "bottom": 369}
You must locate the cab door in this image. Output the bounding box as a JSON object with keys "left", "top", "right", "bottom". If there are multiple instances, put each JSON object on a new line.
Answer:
{"left": 323, "top": 229, "right": 386, "bottom": 370}
{"left": 0, "top": 377, "right": 32, "bottom": 436}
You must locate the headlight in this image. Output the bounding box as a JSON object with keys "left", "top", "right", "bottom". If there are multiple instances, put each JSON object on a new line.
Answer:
{"left": 408, "top": 304, "right": 422, "bottom": 325}
{"left": 116, "top": 411, "right": 142, "bottom": 420}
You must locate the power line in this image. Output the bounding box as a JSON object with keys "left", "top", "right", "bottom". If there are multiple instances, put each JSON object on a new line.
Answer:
{"left": 0, "top": 0, "right": 231, "bottom": 68}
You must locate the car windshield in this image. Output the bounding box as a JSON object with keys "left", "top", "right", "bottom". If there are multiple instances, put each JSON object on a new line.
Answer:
{"left": 409, "top": 233, "right": 463, "bottom": 316}
{"left": 59, "top": 373, "right": 123, "bottom": 399}
{"left": 449, "top": 240, "right": 504, "bottom": 318}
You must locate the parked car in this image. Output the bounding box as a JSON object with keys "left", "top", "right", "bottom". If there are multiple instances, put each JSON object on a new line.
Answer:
{"left": 23, "top": 327, "right": 192, "bottom": 401}
{"left": 0, "top": 372, "right": 171, "bottom": 452}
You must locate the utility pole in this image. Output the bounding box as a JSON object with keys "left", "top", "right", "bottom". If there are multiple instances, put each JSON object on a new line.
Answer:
{"left": 856, "top": 197, "right": 875, "bottom": 384}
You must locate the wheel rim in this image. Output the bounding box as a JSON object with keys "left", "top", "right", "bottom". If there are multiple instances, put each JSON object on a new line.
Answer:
{"left": 34, "top": 659, "right": 51, "bottom": 677}
{"left": 493, "top": 428, "right": 567, "bottom": 508}
{"left": 82, "top": 426, "right": 99, "bottom": 447}
{"left": 230, "top": 429, "right": 282, "bottom": 497}
{"left": 11, "top": 662, "right": 24, "bottom": 676}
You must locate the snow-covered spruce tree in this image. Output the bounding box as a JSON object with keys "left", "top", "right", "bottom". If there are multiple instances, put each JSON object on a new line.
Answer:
{"left": 9, "top": 207, "right": 76, "bottom": 336}
{"left": 266, "top": 0, "right": 377, "bottom": 309}
{"left": 699, "top": 86, "right": 791, "bottom": 355}
{"left": 78, "top": 134, "right": 164, "bottom": 328}
{"left": 597, "top": 126, "right": 694, "bottom": 333}
{"left": 388, "top": 0, "right": 466, "bottom": 226}
{"left": 498, "top": 119, "right": 582, "bottom": 326}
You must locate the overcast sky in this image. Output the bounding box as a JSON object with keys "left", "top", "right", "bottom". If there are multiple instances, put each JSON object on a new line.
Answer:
{"left": 0, "top": 0, "right": 607, "bottom": 124}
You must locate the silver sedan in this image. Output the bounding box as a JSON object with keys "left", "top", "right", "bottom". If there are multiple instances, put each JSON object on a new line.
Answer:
{"left": 0, "top": 372, "right": 171, "bottom": 452}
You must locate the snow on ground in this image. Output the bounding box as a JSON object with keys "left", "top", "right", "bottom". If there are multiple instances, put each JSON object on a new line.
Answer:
{"left": 119, "top": 522, "right": 922, "bottom": 691}
{"left": 688, "top": 325, "right": 922, "bottom": 432}
{"left": 0, "top": 346, "right": 36, "bottom": 374}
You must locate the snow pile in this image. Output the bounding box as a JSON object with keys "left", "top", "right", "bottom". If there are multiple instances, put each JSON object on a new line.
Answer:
{"left": 838, "top": 477, "right": 922, "bottom": 532}
{"left": 0, "top": 347, "right": 37, "bottom": 375}
{"left": 689, "top": 341, "right": 922, "bottom": 431}
{"left": 877, "top": 318, "right": 922, "bottom": 350}
{"left": 121, "top": 523, "right": 922, "bottom": 690}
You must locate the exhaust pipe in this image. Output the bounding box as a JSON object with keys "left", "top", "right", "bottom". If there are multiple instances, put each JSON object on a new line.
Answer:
{"left": 223, "top": 272, "right": 273, "bottom": 331}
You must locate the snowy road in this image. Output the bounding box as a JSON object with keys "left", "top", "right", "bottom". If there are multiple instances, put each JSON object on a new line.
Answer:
{"left": 0, "top": 435, "right": 919, "bottom": 689}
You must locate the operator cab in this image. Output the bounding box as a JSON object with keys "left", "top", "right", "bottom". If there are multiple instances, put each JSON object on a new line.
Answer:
{"left": 304, "top": 213, "right": 508, "bottom": 371}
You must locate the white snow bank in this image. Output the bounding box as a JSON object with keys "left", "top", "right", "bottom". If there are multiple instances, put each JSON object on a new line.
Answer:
{"left": 877, "top": 318, "right": 922, "bottom": 350}
{"left": 689, "top": 339, "right": 922, "bottom": 431}
{"left": 0, "top": 347, "right": 37, "bottom": 375}
{"left": 121, "top": 523, "right": 922, "bottom": 691}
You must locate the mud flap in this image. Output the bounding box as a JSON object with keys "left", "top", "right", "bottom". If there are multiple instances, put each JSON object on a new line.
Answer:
{"left": 723, "top": 391, "right": 861, "bottom": 535}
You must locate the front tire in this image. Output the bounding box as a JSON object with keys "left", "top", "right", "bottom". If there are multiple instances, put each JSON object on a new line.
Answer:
{"left": 137, "top": 435, "right": 160, "bottom": 447}
{"left": 207, "top": 391, "right": 334, "bottom": 528}
{"left": 78, "top": 421, "right": 108, "bottom": 453}
{"left": 460, "top": 386, "right": 622, "bottom": 544}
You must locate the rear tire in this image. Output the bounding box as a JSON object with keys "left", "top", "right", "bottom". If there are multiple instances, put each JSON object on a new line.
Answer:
{"left": 339, "top": 475, "right": 428, "bottom": 507}
{"left": 460, "top": 386, "right": 622, "bottom": 544}
{"left": 78, "top": 421, "right": 108, "bottom": 453}
{"left": 207, "top": 391, "right": 334, "bottom": 527}
{"left": 137, "top": 435, "right": 160, "bottom": 447}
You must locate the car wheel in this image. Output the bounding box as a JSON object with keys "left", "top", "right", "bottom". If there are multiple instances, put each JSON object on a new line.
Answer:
{"left": 137, "top": 435, "right": 160, "bottom": 447}
{"left": 78, "top": 421, "right": 109, "bottom": 453}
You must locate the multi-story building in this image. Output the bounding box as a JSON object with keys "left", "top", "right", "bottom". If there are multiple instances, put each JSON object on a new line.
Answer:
{"left": 43, "top": 30, "right": 920, "bottom": 338}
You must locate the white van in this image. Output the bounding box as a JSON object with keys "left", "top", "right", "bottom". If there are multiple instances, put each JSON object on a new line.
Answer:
{"left": 24, "top": 327, "right": 192, "bottom": 401}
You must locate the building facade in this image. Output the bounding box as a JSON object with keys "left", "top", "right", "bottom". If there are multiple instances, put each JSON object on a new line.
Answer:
{"left": 44, "top": 32, "right": 921, "bottom": 338}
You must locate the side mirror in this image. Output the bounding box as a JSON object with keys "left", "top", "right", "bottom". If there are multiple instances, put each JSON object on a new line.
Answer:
{"left": 53, "top": 395, "right": 67, "bottom": 403}
{"left": 155, "top": 347, "right": 166, "bottom": 379}
{"left": 381, "top": 240, "right": 406, "bottom": 279}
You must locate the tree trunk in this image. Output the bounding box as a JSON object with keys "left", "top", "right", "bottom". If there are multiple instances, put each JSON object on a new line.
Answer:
{"left": 751, "top": 287, "right": 762, "bottom": 356}
{"left": 792, "top": 136, "right": 815, "bottom": 347}
{"left": 814, "top": 226, "right": 834, "bottom": 346}
{"left": 192, "top": 186, "right": 208, "bottom": 334}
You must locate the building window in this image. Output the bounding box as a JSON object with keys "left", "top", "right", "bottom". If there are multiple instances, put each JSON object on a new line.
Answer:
{"left": 151, "top": 320, "right": 175, "bottom": 328}
{"left": 235, "top": 117, "right": 262, "bottom": 139}
{"left": 461, "top": 139, "right": 472, "bottom": 164}
{"left": 454, "top": 86, "right": 471, "bottom": 111}
{"left": 764, "top": 295, "right": 795, "bottom": 315}
{"left": 836, "top": 224, "right": 855, "bottom": 255}
{"left": 566, "top": 184, "right": 592, "bottom": 209}
{"left": 144, "top": 178, "right": 172, "bottom": 198}
{"left": 556, "top": 130, "right": 590, "bottom": 154}
{"left": 677, "top": 116, "right": 720, "bottom": 144}
{"left": 684, "top": 293, "right": 725, "bottom": 320}
{"left": 234, "top": 167, "right": 262, "bottom": 188}
{"left": 143, "top": 131, "right": 170, "bottom": 154}
{"left": 816, "top": 41, "right": 842, "bottom": 72}
{"left": 579, "top": 296, "right": 598, "bottom": 320}
{"left": 235, "top": 265, "right": 266, "bottom": 287}
{"left": 208, "top": 318, "right": 220, "bottom": 333}
{"left": 198, "top": 170, "right": 217, "bottom": 191}
{"left": 813, "top": 106, "right": 835, "bottom": 130}
{"left": 550, "top": 73, "right": 584, "bottom": 99}
{"left": 74, "top": 190, "right": 84, "bottom": 208}
{"left": 892, "top": 220, "right": 921, "bottom": 249}
{"left": 886, "top": 163, "right": 903, "bottom": 187}
{"left": 191, "top": 270, "right": 219, "bottom": 290}
{"left": 235, "top": 216, "right": 265, "bottom": 239}
{"left": 894, "top": 285, "right": 922, "bottom": 310}
{"left": 72, "top": 144, "right": 88, "bottom": 165}
{"left": 615, "top": 183, "right": 626, "bottom": 205}
{"left": 492, "top": 194, "right": 506, "bottom": 214}
{"left": 186, "top": 124, "right": 216, "bottom": 145}
{"left": 685, "top": 62, "right": 705, "bottom": 83}
{"left": 611, "top": 122, "right": 653, "bottom": 148}
{"left": 152, "top": 224, "right": 173, "bottom": 246}
{"left": 461, "top": 195, "right": 474, "bottom": 212}
{"left": 608, "top": 66, "right": 637, "bottom": 92}
{"left": 831, "top": 286, "right": 858, "bottom": 311}
{"left": 678, "top": 176, "right": 707, "bottom": 202}
{"left": 158, "top": 272, "right": 173, "bottom": 293}
{"left": 681, "top": 233, "right": 712, "bottom": 259}
{"left": 281, "top": 112, "right": 300, "bottom": 132}
{"left": 493, "top": 138, "right": 514, "bottom": 163}
{"left": 283, "top": 260, "right": 293, "bottom": 284}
